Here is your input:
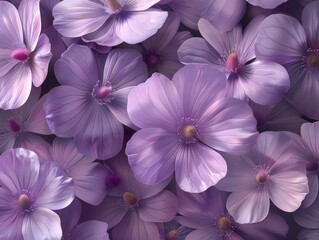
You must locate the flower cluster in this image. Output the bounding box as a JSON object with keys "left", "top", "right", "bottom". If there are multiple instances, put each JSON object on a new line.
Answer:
{"left": 0, "top": 0, "right": 318, "bottom": 239}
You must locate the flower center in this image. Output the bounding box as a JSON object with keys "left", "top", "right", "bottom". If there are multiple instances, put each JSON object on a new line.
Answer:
{"left": 226, "top": 52, "right": 239, "bottom": 72}
{"left": 106, "top": 175, "right": 122, "bottom": 187}
{"left": 182, "top": 125, "right": 197, "bottom": 138}
{"left": 7, "top": 119, "right": 21, "bottom": 132}
{"left": 306, "top": 161, "right": 319, "bottom": 171}
{"left": 95, "top": 86, "right": 112, "bottom": 99}
{"left": 123, "top": 192, "right": 138, "bottom": 207}
{"left": 217, "top": 216, "right": 232, "bottom": 230}
{"left": 107, "top": 0, "right": 122, "bottom": 12}
{"left": 11, "top": 48, "right": 30, "bottom": 61}
{"left": 177, "top": 117, "right": 199, "bottom": 144}
{"left": 18, "top": 194, "right": 31, "bottom": 210}
{"left": 92, "top": 81, "right": 114, "bottom": 104}
{"left": 255, "top": 170, "right": 268, "bottom": 183}
{"left": 306, "top": 54, "right": 319, "bottom": 68}
{"left": 166, "top": 229, "right": 179, "bottom": 240}
{"left": 146, "top": 53, "right": 160, "bottom": 67}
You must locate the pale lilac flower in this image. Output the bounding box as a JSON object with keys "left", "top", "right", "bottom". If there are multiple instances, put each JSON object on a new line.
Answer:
{"left": 83, "top": 153, "right": 177, "bottom": 240}
{"left": 131, "top": 12, "right": 191, "bottom": 78}
{"left": 255, "top": 0, "right": 319, "bottom": 119}
{"left": 178, "top": 16, "right": 290, "bottom": 105}
{"left": 44, "top": 44, "right": 147, "bottom": 160}
{"left": 216, "top": 131, "right": 309, "bottom": 223}
{"left": 39, "top": 138, "right": 108, "bottom": 206}
{"left": 56, "top": 198, "right": 109, "bottom": 240}
{"left": 0, "top": 0, "right": 52, "bottom": 109}
{"left": 0, "top": 87, "right": 51, "bottom": 154}
{"left": 176, "top": 186, "right": 289, "bottom": 240}
{"left": 126, "top": 65, "right": 258, "bottom": 193}
{"left": 53, "top": 0, "right": 168, "bottom": 46}
{"left": 0, "top": 148, "right": 75, "bottom": 239}
{"left": 168, "top": 0, "right": 246, "bottom": 31}
{"left": 247, "top": 0, "right": 287, "bottom": 9}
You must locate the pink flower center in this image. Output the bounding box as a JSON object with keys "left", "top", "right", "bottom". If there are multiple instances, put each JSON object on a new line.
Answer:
{"left": 146, "top": 54, "right": 160, "bottom": 67}
{"left": 255, "top": 170, "right": 268, "bottom": 183}
{"left": 217, "top": 216, "right": 232, "bottom": 230}
{"left": 7, "top": 119, "right": 21, "bottom": 133}
{"left": 226, "top": 52, "right": 239, "bottom": 72}
{"left": 18, "top": 194, "right": 31, "bottom": 210}
{"left": 11, "top": 48, "right": 30, "bottom": 61}
{"left": 306, "top": 54, "right": 319, "bottom": 68}
{"left": 166, "top": 229, "right": 179, "bottom": 240}
{"left": 182, "top": 125, "right": 197, "bottom": 138}
{"left": 108, "top": 0, "right": 122, "bottom": 12}
{"left": 306, "top": 161, "right": 319, "bottom": 171}
{"left": 95, "top": 86, "right": 112, "bottom": 99}
{"left": 123, "top": 192, "right": 138, "bottom": 207}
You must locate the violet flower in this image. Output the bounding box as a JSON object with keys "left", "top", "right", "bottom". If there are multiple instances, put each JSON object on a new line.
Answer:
{"left": 44, "top": 44, "right": 147, "bottom": 160}
{"left": 158, "top": 220, "right": 192, "bottom": 240}
{"left": 53, "top": 0, "right": 168, "bottom": 46}
{"left": 255, "top": 0, "right": 319, "bottom": 119}
{"left": 247, "top": 0, "right": 287, "bottom": 9}
{"left": 176, "top": 186, "right": 289, "bottom": 240}
{"left": 0, "top": 0, "right": 52, "bottom": 110}
{"left": 126, "top": 65, "right": 258, "bottom": 193}
{"left": 83, "top": 153, "right": 178, "bottom": 240}
{"left": 178, "top": 16, "right": 290, "bottom": 105}
{"left": 0, "top": 148, "right": 75, "bottom": 239}
{"left": 216, "top": 131, "right": 309, "bottom": 223}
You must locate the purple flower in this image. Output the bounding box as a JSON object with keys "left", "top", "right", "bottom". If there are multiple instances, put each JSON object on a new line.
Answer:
{"left": 83, "top": 153, "right": 178, "bottom": 240}
{"left": 44, "top": 44, "right": 148, "bottom": 160}
{"left": 178, "top": 16, "right": 290, "bottom": 105}
{"left": 0, "top": 0, "right": 52, "bottom": 110}
{"left": 0, "top": 148, "right": 75, "bottom": 239}
{"left": 168, "top": 0, "right": 246, "bottom": 31}
{"left": 126, "top": 65, "right": 258, "bottom": 193}
{"left": 247, "top": 0, "right": 287, "bottom": 9}
{"left": 255, "top": 0, "right": 319, "bottom": 119}
{"left": 56, "top": 198, "right": 109, "bottom": 240}
{"left": 53, "top": 0, "right": 168, "bottom": 46}
{"left": 0, "top": 87, "right": 51, "bottom": 154}
{"left": 216, "top": 131, "right": 309, "bottom": 223}
{"left": 176, "top": 186, "right": 289, "bottom": 240}
{"left": 158, "top": 220, "right": 192, "bottom": 240}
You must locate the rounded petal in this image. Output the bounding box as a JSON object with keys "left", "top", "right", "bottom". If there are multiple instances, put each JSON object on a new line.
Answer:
{"left": 302, "top": 172, "right": 318, "bottom": 208}
{"left": 116, "top": 9, "right": 168, "bottom": 44}
{"left": 185, "top": 228, "right": 227, "bottom": 240}
{"left": 125, "top": 0, "right": 161, "bottom": 10}
{"left": 302, "top": 0, "right": 319, "bottom": 49}
{"left": 55, "top": 198, "right": 81, "bottom": 234}
{"left": 0, "top": 132, "right": 16, "bottom": 154}
{"left": 139, "top": 190, "right": 178, "bottom": 222}
{"left": 226, "top": 188, "right": 270, "bottom": 223}
{"left": 126, "top": 128, "right": 179, "bottom": 185}
{"left": 239, "top": 61, "right": 290, "bottom": 105}
{"left": 54, "top": 44, "right": 98, "bottom": 90}
{"left": 198, "top": 98, "right": 258, "bottom": 155}
{"left": 44, "top": 86, "right": 91, "bottom": 137}
{"left": 0, "top": 148, "right": 39, "bottom": 193}
{"left": 22, "top": 208, "right": 62, "bottom": 240}
{"left": 301, "top": 122, "right": 319, "bottom": 157}
{"left": 53, "top": 0, "right": 108, "bottom": 38}
{"left": 34, "top": 162, "right": 75, "bottom": 210}
{"left": 295, "top": 196, "right": 319, "bottom": 229}
{"left": 127, "top": 73, "right": 182, "bottom": 130}
{"left": 255, "top": 14, "right": 307, "bottom": 64}
{"left": 247, "top": 0, "right": 287, "bottom": 9}
{"left": 175, "top": 143, "right": 227, "bottom": 193}
{"left": 70, "top": 220, "right": 109, "bottom": 240}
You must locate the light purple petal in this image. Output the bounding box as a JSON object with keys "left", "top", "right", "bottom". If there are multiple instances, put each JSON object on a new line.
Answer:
{"left": 22, "top": 208, "right": 62, "bottom": 240}
{"left": 127, "top": 73, "right": 182, "bottom": 130}
{"left": 302, "top": 172, "right": 319, "bottom": 208}
{"left": 125, "top": 0, "right": 161, "bottom": 10}
{"left": 116, "top": 9, "right": 168, "bottom": 44}
{"left": 185, "top": 228, "right": 227, "bottom": 240}
{"left": 54, "top": 44, "right": 98, "bottom": 90}
{"left": 53, "top": 0, "right": 108, "bottom": 38}
{"left": 0, "top": 65, "right": 32, "bottom": 110}
{"left": 239, "top": 61, "right": 290, "bottom": 105}
{"left": 295, "top": 195, "right": 319, "bottom": 229}
{"left": 175, "top": 143, "right": 227, "bottom": 193}
{"left": 56, "top": 198, "right": 81, "bottom": 234}
{"left": 69, "top": 220, "right": 109, "bottom": 240}
{"left": 302, "top": 1, "right": 319, "bottom": 49}
{"left": 247, "top": 0, "right": 287, "bottom": 9}
{"left": 255, "top": 14, "right": 307, "bottom": 64}
{"left": 18, "top": 0, "right": 41, "bottom": 51}
{"left": 126, "top": 128, "right": 179, "bottom": 185}
{"left": 34, "top": 162, "right": 75, "bottom": 210}
{"left": 112, "top": 211, "right": 160, "bottom": 240}
{"left": 0, "top": 132, "right": 16, "bottom": 154}
{"left": 226, "top": 188, "right": 270, "bottom": 224}
{"left": 0, "top": 148, "right": 39, "bottom": 193}
{"left": 44, "top": 86, "right": 91, "bottom": 137}
{"left": 301, "top": 122, "right": 319, "bottom": 157}
{"left": 139, "top": 190, "right": 178, "bottom": 222}
{"left": 198, "top": 98, "right": 258, "bottom": 155}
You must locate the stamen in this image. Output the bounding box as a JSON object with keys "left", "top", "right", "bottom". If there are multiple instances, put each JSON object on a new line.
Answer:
{"left": 166, "top": 229, "right": 179, "bottom": 240}
{"left": 217, "top": 216, "right": 232, "bottom": 230}
{"left": 226, "top": 52, "right": 239, "bottom": 72}
{"left": 108, "top": 0, "right": 122, "bottom": 11}
{"left": 306, "top": 54, "right": 319, "bottom": 68}
{"left": 7, "top": 119, "right": 21, "bottom": 133}
{"left": 146, "top": 54, "right": 160, "bottom": 67}
{"left": 18, "top": 194, "right": 31, "bottom": 210}
{"left": 256, "top": 170, "right": 268, "bottom": 183}
{"left": 182, "top": 125, "right": 197, "bottom": 138}
{"left": 123, "top": 192, "right": 138, "bottom": 207}
{"left": 95, "top": 86, "right": 112, "bottom": 99}
{"left": 11, "top": 48, "right": 29, "bottom": 61}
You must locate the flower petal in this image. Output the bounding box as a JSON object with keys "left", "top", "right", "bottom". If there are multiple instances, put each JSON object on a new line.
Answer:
{"left": 247, "top": 0, "right": 287, "bottom": 9}
{"left": 125, "top": 0, "right": 161, "bottom": 10}
{"left": 294, "top": 195, "right": 319, "bottom": 229}
{"left": 185, "top": 228, "right": 225, "bottom": 240}
{"left": 69, "top": 220, "right": 109, "bottom": 240}
{"left": 301, "top": 122, "right": 319, "bottom": 157}
{"left": 302, "top": 0, "right": 319, "bottom": 49}
{"left": 55, "top": 198, "right": 81, "bottom": 234}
